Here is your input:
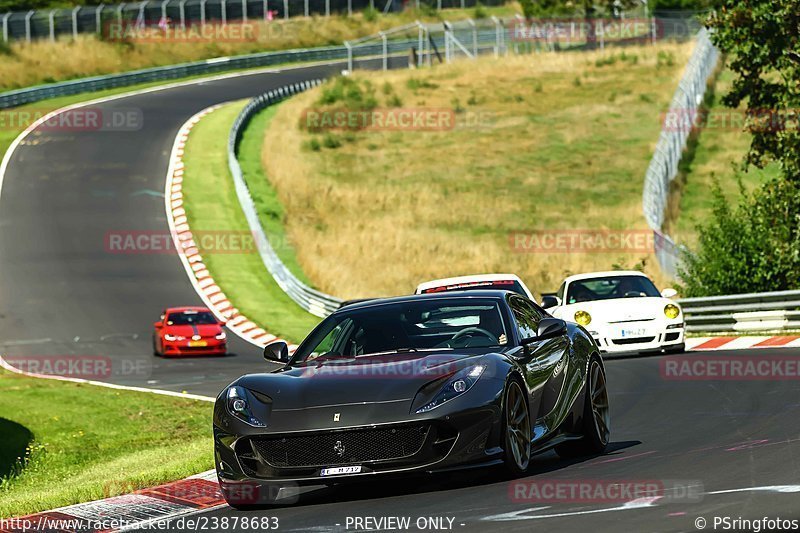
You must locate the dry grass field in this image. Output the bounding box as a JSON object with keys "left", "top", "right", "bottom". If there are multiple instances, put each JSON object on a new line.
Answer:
{"left": 0, "top": 5, "right": 517, "bottom": 90}
{"left": 262, "top": 42, "right": 693, "bottom": 299}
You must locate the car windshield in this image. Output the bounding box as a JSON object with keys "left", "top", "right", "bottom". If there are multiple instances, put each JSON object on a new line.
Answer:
{"left": 566, "top": 275, "right": 661, "bottom": 304}
{"left": 420, "top": 279, "right": 528, "bottom": 297}
{"left": 167, "top": 310, "right": 218, "bottom": 325}
{"left": 294, "top": 298, "right": 509, "bottom": 362}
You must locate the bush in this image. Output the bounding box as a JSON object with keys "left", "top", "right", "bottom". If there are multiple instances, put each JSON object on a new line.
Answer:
{"left": 678, "top": 178, "right": 800, "bottom": 296}
{"left": 362, "top": 7, "right": 379, "bottom": 22}
{"left": 473, "top": 2, "right": 487, "bottom": 19}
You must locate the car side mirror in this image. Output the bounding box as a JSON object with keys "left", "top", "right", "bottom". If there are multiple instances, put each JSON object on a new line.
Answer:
{"left": 153, "top": 321, "right": 162, "bottom": 328}
{"left": 541, "top": 295, "right": 561, "bottom": 309}
{"left": 264, "top": 340, "right": 290, "bottom": 364}
{"left": 661, "top": 287, "right": 678, "bottom": 298}
{"left": 519, "top": 318, "right": 568, "bottom": 354}
{"left": 536, "top": 318, "right": 567, "bottom": 339}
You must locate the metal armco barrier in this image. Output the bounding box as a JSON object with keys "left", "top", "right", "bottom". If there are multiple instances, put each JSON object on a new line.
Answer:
{"left": 0, "top": 45, "right": 346, "bottom": 109}
{"left": 228, "top": 80, "right": 343, "bottom": 317}
{"left": 678, "top": 290, "right": 800, "bottom": 332}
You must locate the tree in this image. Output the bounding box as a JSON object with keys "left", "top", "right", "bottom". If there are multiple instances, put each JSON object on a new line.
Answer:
{"left": 706, "top": 0, "right": 800, "bottom": 180}
{"left": 679, "top": 178, "right": 800, "bottom": 296}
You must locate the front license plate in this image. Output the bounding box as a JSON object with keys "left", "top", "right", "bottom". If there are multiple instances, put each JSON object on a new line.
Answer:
{"left": 320, "top": 466, "right": 362, "bottom": 477}
{"left": 620, "top": 328, "right": 646, "bottom": 338}
{"left": 188, "top": 340, "right": 207, "bottom": 347}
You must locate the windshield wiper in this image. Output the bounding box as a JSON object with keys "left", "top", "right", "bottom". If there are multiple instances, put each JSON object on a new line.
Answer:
{"left": 356, "top": 347, "right": 453, "bottom": 358}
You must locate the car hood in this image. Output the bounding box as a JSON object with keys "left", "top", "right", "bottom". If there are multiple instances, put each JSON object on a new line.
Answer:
{"left": 164, "top": 324, "right": 221, "bottom": 337}
{"left": 555, "top": 297, "right": 679, "bottom": 324}
{"left": 237, "top": 350, "right": 489, "bottom": 409}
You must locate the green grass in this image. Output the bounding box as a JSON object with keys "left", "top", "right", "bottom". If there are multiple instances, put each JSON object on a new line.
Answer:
{"left": 670, "top": 68, "right": 780, "bottom": 245}
{"left": 261, "top": 43, "right": 694, "bottom": 297}
{"left": 0, "top": 370, "right": 213, "bottom": 517}
{"left": 181, "top": 101, "right": 320, "bottom": 343}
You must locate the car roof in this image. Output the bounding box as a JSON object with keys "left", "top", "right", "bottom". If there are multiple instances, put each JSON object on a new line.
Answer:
{"left": 415, "top": 273, "right": 524, "bottom": 292}
{"left": 334, "top": 290, "right": 512, "bottom": 313}
{"left": 562, "top": 270, "right": 650, "bottom": 284}
{"left": 165, "top": 306, "right": 211, "bottom": 313}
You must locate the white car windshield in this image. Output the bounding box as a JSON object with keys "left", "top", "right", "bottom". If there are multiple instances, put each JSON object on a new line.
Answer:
{"left": 566, "top": 275, "right": 661, "bottom": 304}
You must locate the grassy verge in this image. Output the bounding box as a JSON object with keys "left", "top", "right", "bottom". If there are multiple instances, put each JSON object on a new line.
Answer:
{"left": 0, "top": 5, "right": 518, "bottom": 92}
{"left": 0, "top": 369, "right": 212, "bottom": 518}
{"left": 261, "top": 43, "right": 694, "bottom": 299}
{"left": 668, "top": 68, "right": 779, "bottom": 246}
{"left": 181, "top": 101, "right": 320, "bottom": 343}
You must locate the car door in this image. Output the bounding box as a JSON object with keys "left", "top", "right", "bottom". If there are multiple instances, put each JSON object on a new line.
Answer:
{"left": 509, "top": 296, "right": 570, "bottom": 425}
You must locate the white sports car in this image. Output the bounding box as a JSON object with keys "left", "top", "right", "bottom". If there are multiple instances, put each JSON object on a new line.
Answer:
{"left": 542, "top": 271, "right": 684, "bottom": 354}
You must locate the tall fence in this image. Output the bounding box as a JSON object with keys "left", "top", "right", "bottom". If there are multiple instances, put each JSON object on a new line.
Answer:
{"left": 642, "top": 27, "right": 720, "bottom": 278}
{"left": 0, "top": 0, "right": 505, "bottom": 43}
{"left": 228, "top": 80, "right": 343, "bottom": 317}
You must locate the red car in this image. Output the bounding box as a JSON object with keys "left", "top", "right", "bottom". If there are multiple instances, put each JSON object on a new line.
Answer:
{"left": 153, "top": 306, "right": 227, "bottom": 357}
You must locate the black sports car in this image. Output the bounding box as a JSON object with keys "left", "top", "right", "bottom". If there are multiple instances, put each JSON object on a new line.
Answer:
{"left": 213, "top": 290, "right": 610, "bottom": 508}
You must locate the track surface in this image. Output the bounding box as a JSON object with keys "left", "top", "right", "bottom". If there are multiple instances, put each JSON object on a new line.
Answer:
{"left": 1, "top": 62, "right": 799, "bottom": 532}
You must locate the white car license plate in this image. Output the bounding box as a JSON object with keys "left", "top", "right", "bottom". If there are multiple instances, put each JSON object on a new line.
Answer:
{"left": 320, "top": 466, "right": 362, "bottom": 477}
{"left": 620, "top": 328, "right": 646, "bottom": 338}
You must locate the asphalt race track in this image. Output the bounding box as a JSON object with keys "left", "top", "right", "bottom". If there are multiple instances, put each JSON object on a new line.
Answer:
{"left": 1, "top": 62, "right": 799, "bottom": 532}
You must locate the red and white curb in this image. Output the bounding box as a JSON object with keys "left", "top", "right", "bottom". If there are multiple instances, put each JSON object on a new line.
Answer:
{"left": 164, "top": 105, "right": 298, "bottom": 353}
{"left": 686, "top": 335, "right": 800, "bottom": 351}
{"left": 0, "top": 471, "right": 223, "bottom": 533}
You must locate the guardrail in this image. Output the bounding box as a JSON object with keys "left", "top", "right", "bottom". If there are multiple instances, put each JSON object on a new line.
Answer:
{"left": 228, "top": 80, "right": 344, "bottom": 317}
{"left": 678, "top": 290, "right": 800, "bottom": 332}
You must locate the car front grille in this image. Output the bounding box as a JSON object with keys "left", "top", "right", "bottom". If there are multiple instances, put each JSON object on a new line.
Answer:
{"left": 249, "top": 424, "right": 430, "bottom": 468}
{"left": 612, "top": 336, "right": 656, "bottom": 345}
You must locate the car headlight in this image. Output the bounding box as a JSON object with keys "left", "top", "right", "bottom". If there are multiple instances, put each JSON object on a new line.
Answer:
{"left": 664, "top": 304, "right": 680, "bottom": 320}
{"left": 164, "top": 334, "right": 177, "bottom": 341}
{"left": 415, "top": 365, "right": 485, "bottom": 414}
{"left": 226, "top": 386, "right": 266, "bottom": 427}
{"left": 215, "top": 331, "right": 226, "bottom": 340}
{"left": 574, "top": 310, "right": 592, "bottom": 326}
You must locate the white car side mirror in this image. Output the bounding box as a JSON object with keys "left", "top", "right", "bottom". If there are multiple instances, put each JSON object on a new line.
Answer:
{"left": 661, "top": 288, "right": 678, "bottom": 298}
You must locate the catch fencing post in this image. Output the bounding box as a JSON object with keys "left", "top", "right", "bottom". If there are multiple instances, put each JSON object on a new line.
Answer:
{"left": 380, "top": 31, "right": 387, "bottom": 70}
{"left": 242, "top": 0, "right": 247, "bottom": 21}
{"left": 200, "top": 0, "right": 207, "bottom": 28}
{"left": 138, "top": 1, "right": 149, "bottom": 25}
{"left": 2, "top": 13, "right": 10, "bottom": 43}
{"left": 161, "top": 0, "right": 168, "bottom": 23}
{"left": 417, "top": 20, "right": 423, "bottom": 67}
{"left": 325, "top": 0, "right": 329, "bottom": 16}
{"left": 304, "top": 0, "right": 309, "bottom": 17}
{"left": 437, "top": 0, "right": 441, "bottom": 10}
{"left": 179, "top": 0, "right": 186, "bottom": 28}
{"left": 347, "top": 0, "right": 352, "bottom": 16}
{"left": 468, "top": 18, "right": 476, "bottom": 56}
{"left": 117, "top": 3, "right": 125, "bottom": 25}
{"left": 49, "top": 10, "right": 56, "bottom": 41}
{"left": 24, "top": 11, "right": 34, "bottom": 43}
{"left": 283, "top": 0, "right": 288, "bottom": 19}
{"left": 72, "top": 7, "right": 80, "bottom": 39}
{"left": 222, "top": 0, "right": 227, "bottom": 25}
{"left": 95, "top": 4, "right": 104, "bottom": 33}
{"left": 345, "top": 40, "right": 352, "bottom": 71}
{"left": 491, "top": 15, "right": 500, "bottom": 57}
